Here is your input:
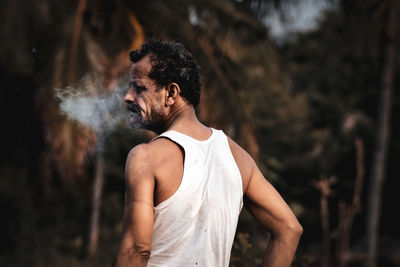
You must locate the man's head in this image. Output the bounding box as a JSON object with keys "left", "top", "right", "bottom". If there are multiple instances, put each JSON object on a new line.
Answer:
{"left": 124, "top": 40, "right": 201, "bottom": 133}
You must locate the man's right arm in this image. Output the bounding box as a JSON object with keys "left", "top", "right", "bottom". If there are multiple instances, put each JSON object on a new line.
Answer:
{"left": 228, "top": 138, "right": 303, "bottom": 267}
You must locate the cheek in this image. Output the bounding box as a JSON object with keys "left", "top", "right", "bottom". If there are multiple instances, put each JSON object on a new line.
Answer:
{"left": 137, "top": 92, "right": 164, "bottom": 115}
{"left": 154, "top": 95, "right": 165, "bottom": 111}
{"left": 156, "top": 94, "right": 163, "bottom": 104}
{"left": 135, "top": 97, "right": 146, "bottom": 110}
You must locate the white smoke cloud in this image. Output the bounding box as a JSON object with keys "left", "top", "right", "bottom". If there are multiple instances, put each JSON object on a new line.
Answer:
{"left": 55, "top": 76, "right": 130, "bottom": 150}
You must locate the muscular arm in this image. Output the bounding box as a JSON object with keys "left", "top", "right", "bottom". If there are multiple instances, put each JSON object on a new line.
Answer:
{"left": 245, "top": 165, "right": 302, "bottom": 267}
{"left": 114, "top": 145, "right": 155, "bottom": 267}
{"left": 228, "top": 138, "right": 302, "bottom": 267}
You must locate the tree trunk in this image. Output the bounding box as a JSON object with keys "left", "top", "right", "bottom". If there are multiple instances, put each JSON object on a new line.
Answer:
{"left": 314, "top": 176, "right": 336, "bottom": 267}
{"left": 320, "top": 191, "right": 331, "bottom": 267}
{"left": 337, "top": 137, "right": 365, "bottom": 267}
{"left": 68, "top": 0, "right": 87, "bottom": 83}
{"left": 88, "top": 153, "right": 105, "bottom": 255}
{"left": 366, "top": 1, "right": 398, "bottom": 266}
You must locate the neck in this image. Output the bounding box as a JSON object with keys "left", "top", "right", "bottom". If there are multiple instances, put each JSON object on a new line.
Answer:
{"left": 165, "top": 104, "right": 196, "bottom": 129}
{"left": 156, "top": 102, "right": 204, "bottom": 135}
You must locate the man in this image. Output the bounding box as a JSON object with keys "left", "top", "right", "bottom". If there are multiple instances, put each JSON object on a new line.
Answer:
{"left": 115, "top": 40, "right": 302, "bottom": 267}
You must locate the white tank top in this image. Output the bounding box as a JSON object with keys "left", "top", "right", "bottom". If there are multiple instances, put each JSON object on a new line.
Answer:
{"left": 147, "top": 128, "right": 243, "bottom": 267}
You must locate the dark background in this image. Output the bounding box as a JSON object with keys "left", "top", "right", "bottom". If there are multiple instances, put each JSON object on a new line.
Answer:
{"left": 1, "top": 0, "right": 399, "bottom": 266}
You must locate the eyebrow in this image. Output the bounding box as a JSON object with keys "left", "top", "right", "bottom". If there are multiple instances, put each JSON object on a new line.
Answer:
{"left": 129, "top": 81, "right": 147, "bottom": 91}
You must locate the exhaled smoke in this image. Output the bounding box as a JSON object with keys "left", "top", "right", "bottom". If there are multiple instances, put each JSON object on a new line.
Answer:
{"left": 55, "top": 75, "right": 129, "bottom": 151}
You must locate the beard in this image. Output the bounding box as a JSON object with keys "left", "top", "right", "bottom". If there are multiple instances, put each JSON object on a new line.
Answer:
{"left": 127, "top": 102, "right": 165, "bottom": 133}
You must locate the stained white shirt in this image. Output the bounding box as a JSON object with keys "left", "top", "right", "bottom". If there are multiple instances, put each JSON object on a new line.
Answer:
{"left": 147, "top": 128, "right": 243, "bottom": 267}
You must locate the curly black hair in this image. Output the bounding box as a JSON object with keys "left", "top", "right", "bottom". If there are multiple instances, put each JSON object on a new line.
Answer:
{"left": 130, "top": 40, "right": 201, "bottom": 107}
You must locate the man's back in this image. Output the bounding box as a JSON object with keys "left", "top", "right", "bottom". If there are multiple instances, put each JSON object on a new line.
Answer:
{"left": 115, "top": 40, "right": 302, "bottom": 267}
{"left": 147, "top": 128, "right": 243, "bottom": 266}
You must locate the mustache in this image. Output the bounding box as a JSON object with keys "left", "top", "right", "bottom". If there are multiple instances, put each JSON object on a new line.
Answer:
{"left": 126, "top": 103, "right": 141, "bottom": 113}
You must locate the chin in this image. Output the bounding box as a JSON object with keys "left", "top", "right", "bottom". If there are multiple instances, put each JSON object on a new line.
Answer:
{"left": 129, "top": 118, "right": 145, "bottom": 129}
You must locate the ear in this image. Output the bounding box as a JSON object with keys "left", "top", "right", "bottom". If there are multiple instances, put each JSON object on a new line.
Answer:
{"left": 165, "top": 83, "right": 181, "bottom": 106}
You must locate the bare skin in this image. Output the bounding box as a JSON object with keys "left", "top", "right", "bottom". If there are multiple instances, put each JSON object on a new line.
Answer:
{"left": 114, "top": 55, "right": 303, "bottom": 267}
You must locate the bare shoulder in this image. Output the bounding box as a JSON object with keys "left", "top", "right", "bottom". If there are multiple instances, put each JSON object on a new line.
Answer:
{"left": 148, "top": 137, "right": 184, "bottom": 163}
{"left": 126, "top": 143, "right": 155, "bottom": 169}
{"left": 227, "top": 137, "right": 257, "bottom": 193}
{"left": 127, "top": 137, "right": 183, "bottom": 179}
{"left": 125, "top": 143, "right": 154, "bottom": 185}
{"left": 127, "top": 138, "right": 181, "bottom": 165}
{"left": 126, "top": 143, "right": 150, "bottom": 163}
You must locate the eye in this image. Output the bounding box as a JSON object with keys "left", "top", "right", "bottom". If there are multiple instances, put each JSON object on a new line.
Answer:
{"left": 135, "top": 85, "right": 146, "bottom": 94}
{"left": 131, "top": 81, "right": 146, "bottom": 94}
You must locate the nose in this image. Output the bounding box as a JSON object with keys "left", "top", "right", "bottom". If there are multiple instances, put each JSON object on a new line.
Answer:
{"left": 124, "top": 87, "right": 136, "bottom": 104}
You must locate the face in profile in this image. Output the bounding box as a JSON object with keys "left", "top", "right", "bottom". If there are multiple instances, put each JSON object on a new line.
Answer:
{"left": 124, "top": 55, "right": 166, "bottom": 133}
